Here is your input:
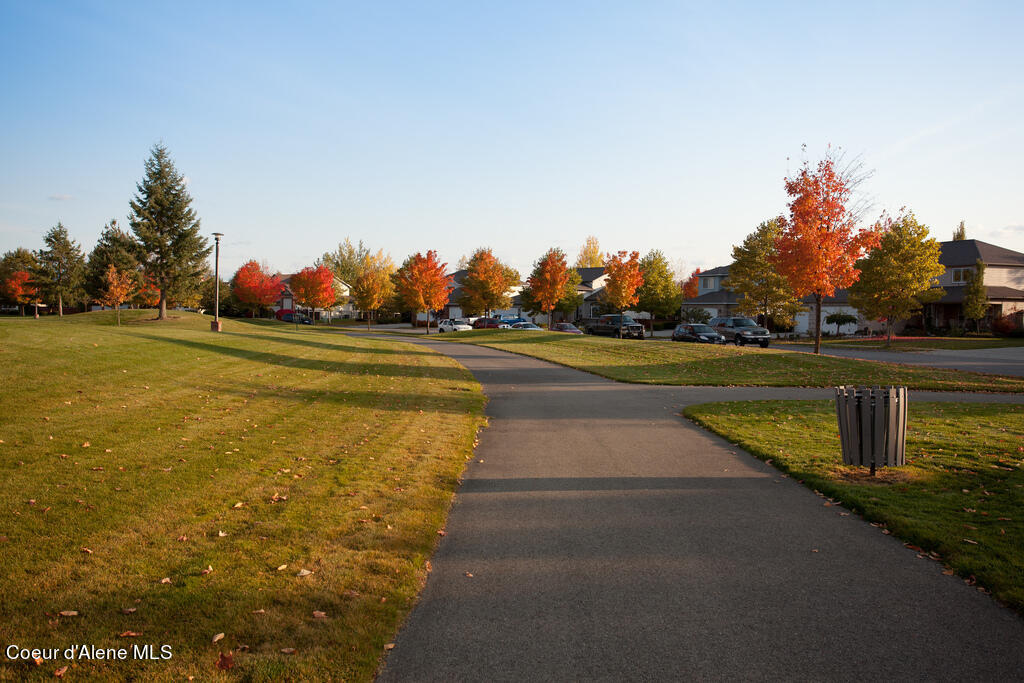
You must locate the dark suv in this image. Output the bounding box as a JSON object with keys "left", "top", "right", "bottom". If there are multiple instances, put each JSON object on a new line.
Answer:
{"left": 709, "top": 317, "right": 771, "bottom": 347}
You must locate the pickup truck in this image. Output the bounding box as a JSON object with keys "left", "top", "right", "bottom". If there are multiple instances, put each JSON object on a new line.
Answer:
{"left": 586, "top": 314, "right": 645, "bottom": 339}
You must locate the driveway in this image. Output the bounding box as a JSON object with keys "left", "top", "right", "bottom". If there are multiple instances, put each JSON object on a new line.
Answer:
{"left": 375, "top": 338, "right": 1024, "bottom": 681}
{"left": 775, "top": 342, "right": 1024, "bottom": 377}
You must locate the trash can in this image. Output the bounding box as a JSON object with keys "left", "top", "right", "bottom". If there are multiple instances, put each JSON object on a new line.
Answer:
{"left": 834, "top": 386, "right": 908, "bottom": 474}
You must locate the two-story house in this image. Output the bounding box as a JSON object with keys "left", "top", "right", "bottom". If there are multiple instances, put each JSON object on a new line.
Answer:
{"left": 922, "top": 239, "right": 1024, "bottom": 329}
{"left": 274, "top": 273, "right": 356, "bottom": 322}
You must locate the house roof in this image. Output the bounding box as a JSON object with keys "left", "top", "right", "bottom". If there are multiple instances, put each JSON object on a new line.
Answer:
{"left": 681, "top": 289, "right": 740, "bottom": 306}
{"left": 934, "top": 285, "right": 1024, "bottom": 304}
{"left": 938, "top": 239, "right": 1024, "bottom": 267}
{"left": 700, "top": 265, "right": 731, "bottom": 277}
{"left": 575, "top": 267, "right": 605, "bottom": 286}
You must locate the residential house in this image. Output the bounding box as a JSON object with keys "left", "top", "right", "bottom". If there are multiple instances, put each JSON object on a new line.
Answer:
{"left": 921, "top": 239, "right": 1024, "bottom": 330}
{"left": 680, "top": 265, "right": 865, "bottom": 335}
{"left": 274, "top": 273, "right": 356, "bottom": 322}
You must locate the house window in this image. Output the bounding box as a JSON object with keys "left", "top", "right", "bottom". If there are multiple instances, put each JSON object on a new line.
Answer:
{"left": 701, "top": 277, "right": 711, "bottom": 289}
{"left": 951, "top": 267, "right": 973, "bottom": 283}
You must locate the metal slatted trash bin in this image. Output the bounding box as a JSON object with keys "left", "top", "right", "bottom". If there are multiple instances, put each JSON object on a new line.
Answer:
{"left": 834, "top": 386, "right": 908, "bottom": 475}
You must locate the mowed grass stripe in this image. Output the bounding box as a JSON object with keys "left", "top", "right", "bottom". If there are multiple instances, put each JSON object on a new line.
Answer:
{"left": 422, "top": 329, "right": 1024, "bottom": 391}
{"left": 0, "top": 311, "right": 485, "bottom": 681}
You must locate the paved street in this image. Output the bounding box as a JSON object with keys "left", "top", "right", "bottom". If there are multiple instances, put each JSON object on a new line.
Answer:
{"left": 375, "top": 338, "right": 1024, "bottom": 681}
{"left": 775, "top": 342, "right": 1024, "bottom": 377}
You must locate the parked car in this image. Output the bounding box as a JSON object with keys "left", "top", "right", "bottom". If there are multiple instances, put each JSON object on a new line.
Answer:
{"left": 671, "top": 323, "right": 725, "bottom": 344}
{"left": 281, "top": 312, "right": 313, "bottom": 325}
{"left": 500, "top": 317, "right": 528, "bottom": 326}
{"left": 709, "top": 316, "right": 771, "bottom": 347}
{"left": 551, "top": 322, "right": 583, "bottom": 335}
{"left": 510, "top": 322, "right": 542, "bottom": 330}
{"left": 472, "top": 317, "right": 510, "bottom": 329}
{"left": 586, "top": 314, "right": 645, "bottom": 339}
{"left": 438, "top": 319, "right": 472, "bottom": 333}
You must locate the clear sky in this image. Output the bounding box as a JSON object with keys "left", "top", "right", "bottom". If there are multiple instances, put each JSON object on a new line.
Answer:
{"left": 2, "top": 1, "right": 1022, "bottom": 279}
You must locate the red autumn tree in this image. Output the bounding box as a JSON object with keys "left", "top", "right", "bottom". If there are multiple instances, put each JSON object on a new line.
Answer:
{"left": 133, "top": 274, "right": 160, "bottom": 308}
{"left": 394, "top": 250, "right": 452, "bottom": 334}
{"left": 290, "top": 265, "right": 336, "bottom": 326}
{"left": 231, "top": 260, "right": 282, "bottom": 317}
{"left": 603, "top": 251, "right": 644, "bottom": 338}
{"left": 680, "top": 267, "right": 701, "bottom": 300}
{"left": 526, "top": 248, "right": 570, "bottom": 331}
{"left": 3, "top": 270, "right": 36, "bottom": 317}
{"left": 97, "top": 264, "right": 135, "bottom": 326}
{"left": 774, "top": 151, "right": 881, "bottom": 353}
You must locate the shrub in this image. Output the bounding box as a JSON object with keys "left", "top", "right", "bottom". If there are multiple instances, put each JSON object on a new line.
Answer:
{"left": 992, "top": 314, "right": 1019, "bottom": 337}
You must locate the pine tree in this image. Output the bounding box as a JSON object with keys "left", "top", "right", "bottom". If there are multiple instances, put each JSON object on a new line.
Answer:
{"left": 35, "top": 223, "right": 85, "bottom": 316}
{"left": 727, "top": 219, "right": 803, "bottom": 329}
{"left": 952, "top": 220, "right": 967, "bottom": 241}
{"left": 962, "top": 259, "right": 988, "bottom": 332}
{"left": 128, "top": 144, "right": 211, "bottom": 320}
{"left": 85, "top": 219, "right": 141, "bottom": 303}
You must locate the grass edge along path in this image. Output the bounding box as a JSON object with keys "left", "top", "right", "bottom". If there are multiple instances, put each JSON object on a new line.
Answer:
{"left": 0, "top": 312, "right": 486, "bottom": 681}
{"left": 684, "top": 400, "right": 1024, "bottom": 614}
{"left": 409, "top": 329, "right": 1024, "bottom": 393}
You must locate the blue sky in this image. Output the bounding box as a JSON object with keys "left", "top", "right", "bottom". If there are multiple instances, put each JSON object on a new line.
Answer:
{"left": 2, "top": 1, "right": 1022, "bottom": 278}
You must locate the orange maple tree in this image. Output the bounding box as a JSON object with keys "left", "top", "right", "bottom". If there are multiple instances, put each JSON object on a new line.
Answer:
{"left": 527, "top": 248, "right": 571, "bottom": 330}
{"left": 97, "top": 264, "right": 136, "bottom": 326}
{"left": 2, "top": 270, "right": 38, "bottom": 317}
{"left": 232, "top": 261, "right": 282, "bottom": 316}
{"left": 773, "top": 153, "right": 881, "bottom": 353}
{"left": 458, "top": 248, "right": 519, "bottom": 317}
{"left": 603, "top": 251, "right": 644, "bottom": 336}
{"left": 680, "top": 267, "right": 701, "bottom": 300}
{"left": 133, "top": 274, "right": 160, "bottom": 308}
{"left": 289, "top": 265, "right": 336, "bottom": 325}
{"left": 394, "top": 251, "right": 451, "bottom": 334}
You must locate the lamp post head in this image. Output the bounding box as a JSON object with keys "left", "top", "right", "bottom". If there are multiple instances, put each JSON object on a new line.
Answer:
{"left": 212, "top": 232, "right": 224, "bottom": 242}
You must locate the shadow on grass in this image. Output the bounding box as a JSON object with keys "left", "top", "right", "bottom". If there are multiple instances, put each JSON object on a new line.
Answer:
{"left": 217, "top": 330, "right": 436, "bottom": 357}
{"left": 134, "top": 334, "right": 474, "bottom": 381}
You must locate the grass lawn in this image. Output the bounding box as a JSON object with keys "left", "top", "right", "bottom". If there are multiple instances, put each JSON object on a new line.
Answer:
{"left": 685, "top": 400, "right": 1024, "bottom": 612}
{"left": 0, "top": 311, "right": 485, "bottom": 681}
{"left": 780, "top": 336, "right": 1024, "bottom": 351}
{"left": 423, "top": 329, "right": 1024, "bottom": 392}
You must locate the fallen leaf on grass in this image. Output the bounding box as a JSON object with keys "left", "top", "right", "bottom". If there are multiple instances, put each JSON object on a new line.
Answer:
{"left": 201, "top": 565, "right": 214, "bottom": 575}
{"left": 81, "top": 547, "right": 93, "bottom": 554}
{"left": 464, "top": 571, "right": 474, "bottom": 578}
{"left": 962, "top": 538, "right": 979, "bottom": 545}
{"left": 160, "top": 577, "right": 172, "bottom": 584}
{"left": 119, "top": 631, "right": 142, "bottom": 638}
{"left": 54, "top": 666, "right": 68, "bottom": 677}
{"left": 59, "top": 610, "right": 79, "bottom": 617}
{"left": 942, "top": 569, "right": 955, "bottom": 576}
{"left": 177, "top": 535, "right": 188, "bottom": 542}
{"left": 216, "top": 651, "right": 234, "bottom": 670}
{"left": 251, "top": 609, "right": 265, "bottom": 615}
{"left": 342, "top": 590, "right": 360, "bottom": 599}
{"left": 384, "top": 643, "right": 395, "bottom": 651}
{"left": 232, "top": 502, "right": 244, "bottom": 509}
{"left": 296, "top": 569, "right": 312, "bottom": 577}
{"left": 121, "top": 608, "right": 136, "bottom": 614}
{"left": 280, "top": 648, "right": 296, "bottom": 655}
{"left": 276, "top": 564, "right": 287, "bottom": 571}
{"left": 312, "top": 610, "right": 327, "bottom": 619}
{"left": 81, "top": 442, "right": 90, "bottom": 448}
{"left": 217, "top": 530, "right": 227, "bottom": 537}
{"left": 212, "top": 633, "right": 224, "bottom": 644}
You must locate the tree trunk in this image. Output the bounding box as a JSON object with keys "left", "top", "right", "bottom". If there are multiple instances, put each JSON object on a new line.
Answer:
{"left": 813, "top": 293, "right": 823, "bottom": 354}
{"left": 549, "top": 308, "right": 553, "bottom": 332}
{"left": 58, "top": 293, "right": 63, "bottom": 317}
{"left": 34, "top": 303, "right": 39, "bottom": 319}
{"left": 158, "top": 290, "right": 167, "bottom": 320}
{"left": 116, "top": 307, "right": 121, "bottom": 326}
{"left": 366, "top": 313, "right": 371, "bottom": 331}
{"left": 18, "top": 304, "right": 24, "bottom": 316}
{"left": 885, "top": 320, "right": 893, "bottom": 347}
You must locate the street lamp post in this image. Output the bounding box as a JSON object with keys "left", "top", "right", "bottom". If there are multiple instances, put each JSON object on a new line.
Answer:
{"left": 211, "top": 232, "right": 224, "bottom": 332}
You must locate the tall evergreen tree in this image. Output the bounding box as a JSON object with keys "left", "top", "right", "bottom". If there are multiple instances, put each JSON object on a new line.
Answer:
{"left": 636, "top": 250, "right": 681, "bottom": 334}
{"left": 34, "top": 223, "right": 85, "bottom": 316}
{"left": 962, "top": 259, "right": 988, "bottom": 332}
{"left": 128, "top": 144, "right": 210, "bottom": 320}
{"left": 727, "top": 219, "right": 803, "bottom": 329}
{"left": 85, "top": 219, "right": 141, "bottom": 302}
{"left": 952, "top": 220, "right": 967, "bottom": 241}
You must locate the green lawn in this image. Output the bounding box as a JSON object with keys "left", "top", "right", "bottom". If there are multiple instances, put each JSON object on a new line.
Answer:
{"left": 685, "top": 400, "right": 1024, "bottom": 612}
{"left": 0, "top": 311, "right": 485, "bottom": 681}
{"left": 423, "top": 329, "right": 1024, "bottom": 392}
{"left": 780, "top": 337, "right": 1024, "bottom": 351}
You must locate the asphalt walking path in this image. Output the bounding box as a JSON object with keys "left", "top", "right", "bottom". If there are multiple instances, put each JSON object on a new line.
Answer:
{"left": 372, "top": 337, "right": 1024, "bottom": 681}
